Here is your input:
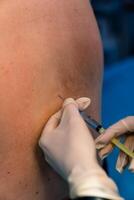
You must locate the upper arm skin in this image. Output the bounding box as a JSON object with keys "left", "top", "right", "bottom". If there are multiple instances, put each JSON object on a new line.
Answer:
{"left": 0, "top": 1, "right": 103, "bottom": 200}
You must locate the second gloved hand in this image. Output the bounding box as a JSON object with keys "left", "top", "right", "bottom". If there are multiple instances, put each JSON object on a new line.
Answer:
{"left": 95, "top": 116, "right": 134, "bottom": 173}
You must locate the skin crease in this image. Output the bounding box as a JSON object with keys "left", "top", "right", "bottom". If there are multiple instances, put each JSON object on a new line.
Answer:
{"left": 0, "top": 0, "right": 103, "bottom": 200}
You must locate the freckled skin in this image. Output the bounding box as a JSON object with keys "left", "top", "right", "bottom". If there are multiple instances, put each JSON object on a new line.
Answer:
{"left": 0, "top": 1, "right": 103, "bottom": 200}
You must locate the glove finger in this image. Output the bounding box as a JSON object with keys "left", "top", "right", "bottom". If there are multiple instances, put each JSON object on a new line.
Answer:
{"left": 116, "top": 151, "right": 128, "bottom": 173}
{"left": 98, "top": 143, "right": 114, "bottom": 160}
{"left": 42, "top": 110, "right": 62, "bottom": 133}
{"left": 125, "top": 134, "right": 134, "bottom": 152}
{"left": 121, "top": 116, "right": 134, "bottom": 132}
{"left": 39, "top": 110, "right": 62, "bottom": 149}
{"left": 116, "top": 135, "right": 134, "bottom": 173}
{"left": 63, "top": 97, "right": 91, "bottom": 112}
{"left": 75, "top": 97, "right": 91, "bottom": 111}
{"left": 61, "top": 98, "right": 80, "bottom": 125}
{"left": 61, "top": 97, "right": 91, "bottom": 125}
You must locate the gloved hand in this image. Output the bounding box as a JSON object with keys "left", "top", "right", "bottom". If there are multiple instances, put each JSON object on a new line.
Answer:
{"left": 95, "top": 116, "right": 134, "bottom": 173}
{"left": 39, "top": 97, "right": 123, "bottom": 200}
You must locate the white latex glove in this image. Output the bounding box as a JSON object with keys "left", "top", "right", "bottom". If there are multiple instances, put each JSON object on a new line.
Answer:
{"left": 39, "top": 97, "right": 123, "bottom": 200}
{"left": 96, "top": 116, "right": 134, "bottom": 173}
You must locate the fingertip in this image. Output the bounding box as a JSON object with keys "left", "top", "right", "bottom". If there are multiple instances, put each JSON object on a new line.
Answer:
{"left": 98, "top": 144, "right": 113, "bottom": 160}
{"left": 63, "top": 98, "right": 78, "bottom": 109}
{"left": 76, "top": 97, "right": 91, "bottom": 111}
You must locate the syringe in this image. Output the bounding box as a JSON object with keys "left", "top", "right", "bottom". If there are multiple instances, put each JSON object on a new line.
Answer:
{"left": 81, "top": 112, "right": 134, "bottom": 159}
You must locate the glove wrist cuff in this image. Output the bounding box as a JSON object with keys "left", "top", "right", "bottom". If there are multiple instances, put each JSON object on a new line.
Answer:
{"left": 68, "top": 167, "right": 123, "bottom": 200}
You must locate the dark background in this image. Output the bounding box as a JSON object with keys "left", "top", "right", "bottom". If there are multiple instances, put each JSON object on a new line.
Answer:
{"left": 91, "top": 0, "right": 134, "bottom": 65}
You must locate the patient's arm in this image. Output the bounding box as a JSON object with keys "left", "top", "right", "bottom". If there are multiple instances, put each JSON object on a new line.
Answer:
{"left": 0, "top": 1, "right": 103, "bottom": 200}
